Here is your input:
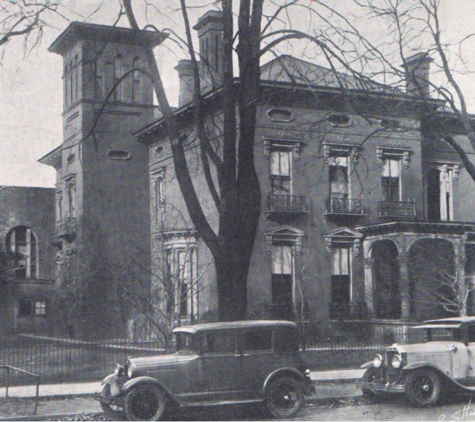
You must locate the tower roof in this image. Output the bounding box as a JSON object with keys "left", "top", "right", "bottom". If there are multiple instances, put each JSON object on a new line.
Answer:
{"left": 49, "top": 21, "right": 167, "bottom": 56}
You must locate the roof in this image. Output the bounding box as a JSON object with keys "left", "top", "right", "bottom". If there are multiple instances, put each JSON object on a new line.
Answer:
{"left": 260, "top": 55, "right": 394, "bottom": 93}
{"left": 172, "top": 320, "right": 297, "bottom": 334}
{"left": 412, "top": 324, "right": 462, "bottom": 330}
{"left": 425, "top": 317, "right": 475, "bottom": 324}
{"left": 49, "top": 21, "right": 167, "bottom": 56}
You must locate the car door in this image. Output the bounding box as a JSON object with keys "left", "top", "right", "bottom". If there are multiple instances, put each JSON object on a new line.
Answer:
{"left": 237, "top": 328, "right": 278, "bottom": 400}
{"left": 198, "top": 329, "right": 244, "bottom": 402}
{"left": 464, "top": 324, "right": 475, "bottom": 385}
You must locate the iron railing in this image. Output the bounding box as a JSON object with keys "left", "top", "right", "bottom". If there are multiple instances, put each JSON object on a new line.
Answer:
{"left": 379, "top": 200, "right": 416, "bottom": 218}
{"left": 326, "top": 196, "right": 364, "bottom": 215}
{"left": 56, "top": 217, "right": 77, "bottom": 238}
{"left": 1, "top": 365, "right": 40, "bottom": 414}
{"left": 266, "top": 193, "right": 307, "bottom": 214}
{"left": 328, "top": 301, "right": 369, "bottom": 320}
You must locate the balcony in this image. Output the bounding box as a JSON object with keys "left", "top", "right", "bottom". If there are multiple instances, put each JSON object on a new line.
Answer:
{"left": 379, "top": 200, "right": 416, "bottom": 218}
{"left": 266, "top": 193, "right": 308, "bottom": 220}
{"left": 56, "top": 217, "right": 77, "bottom": 239}
{"left": 328, "top": 301, "right": 368, "bottom": 320}
{"left": 325, "top": 196, "right": 364, "bottom": 216}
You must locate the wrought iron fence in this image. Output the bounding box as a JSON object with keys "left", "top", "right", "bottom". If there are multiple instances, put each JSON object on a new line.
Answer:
{"left": 379, "top": 199, "right": 416, "bottom": 217}
{"left": 326, "top": 196, "right": 364, "bottom": 215}
{"left": 266, "top": 193, "right": 307, "bottom": 213}
{"left": 328, "top": 301, "right": 369, "bottom": 320}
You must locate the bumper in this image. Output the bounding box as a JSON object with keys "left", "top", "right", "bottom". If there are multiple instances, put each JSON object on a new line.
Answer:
{"left": 356, "top": 381, "right": 405, "bottom": 393}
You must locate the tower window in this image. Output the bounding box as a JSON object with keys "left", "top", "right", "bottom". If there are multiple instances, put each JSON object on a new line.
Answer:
{"left": 132, "top": 57, "right": 143, "bottom": 103}
{"left": 6, "top": 227, "right": 38, "bottom": 279}
{"left": 113, "top": 54, "right": 123, "bottom": 102}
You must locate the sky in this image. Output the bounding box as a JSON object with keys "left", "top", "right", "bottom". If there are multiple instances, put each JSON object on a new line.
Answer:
{"left": 0, "top": 0, "right": 474, "bottom": 188}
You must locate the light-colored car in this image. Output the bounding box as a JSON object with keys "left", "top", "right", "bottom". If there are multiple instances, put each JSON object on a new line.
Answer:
{"left": 357, "top": 317, "right": 475, "bottom": 407}
{"left": 95, "top": 320, "right": 314, "bottom": 420}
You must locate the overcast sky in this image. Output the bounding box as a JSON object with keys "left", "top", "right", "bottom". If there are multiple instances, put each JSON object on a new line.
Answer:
{"left": 0, "top": 0, "right": 474, "bottom": 188}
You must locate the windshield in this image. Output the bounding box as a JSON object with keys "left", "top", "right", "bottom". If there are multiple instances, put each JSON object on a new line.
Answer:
{"left": 174, "top": 332, "right": 198, "bottom": 353}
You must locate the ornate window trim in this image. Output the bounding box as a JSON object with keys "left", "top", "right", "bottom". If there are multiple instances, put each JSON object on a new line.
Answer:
{"left": 265, "top": 226, "right": 304, "bottom": 256}
{"left": 323, "top": 141, "right": 360, "bottom": 165}
{"left": 323, "top": 227, "right": 363, "bottom": 257}
{"left": 266, "top": 108, "right": 295, "bottom": 123}
{"left": 263, "top": 138, "right": 304, "bottom": 162}
{"left": 426, "top": 161, "right": 460, "bottom": 181}
{"left": 376, "top": 146, "right": 412, "bottom": 169}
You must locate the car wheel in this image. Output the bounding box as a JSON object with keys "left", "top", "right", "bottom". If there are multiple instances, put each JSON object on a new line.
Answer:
{"left": 405, "top": 368, "right": 442, "bottom": 407}
{"left": 361, "top": 367, "right": 388, "bottom": 402}
{"left": 100, "top": 384, "right": 125, "bottom": 421}
{"left": 265, "top": 376, "right": 305, "bottom": 419}
{"left": 124, "top": 384, "right": 167, "bottom": 421}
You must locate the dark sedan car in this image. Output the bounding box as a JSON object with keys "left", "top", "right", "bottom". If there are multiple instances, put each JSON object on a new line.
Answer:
{"left": 96, "top": 320, "right": 314, "bottom": 420}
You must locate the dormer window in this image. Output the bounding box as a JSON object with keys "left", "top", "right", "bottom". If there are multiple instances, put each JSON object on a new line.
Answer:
{"left": 267, "top": 108, "right": 294, "bottom": 123}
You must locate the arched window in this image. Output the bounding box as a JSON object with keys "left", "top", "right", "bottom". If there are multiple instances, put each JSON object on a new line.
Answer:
{"left": 132, "top": 57, "right": 143, "bottom": 103}
{"left": 64, "top": 63, "right": 70, "bottom": 107}
{"left": 113, "top": 54, "right": 123, "bottom": 101}
{"left": 6, "top": 226, "right": 38, "bottom": 279}
{"left": 74, "top": 55, "right": 79, "bottom": 102}
{"left": 69, "top": 59, "right": 74, "bottom": 104}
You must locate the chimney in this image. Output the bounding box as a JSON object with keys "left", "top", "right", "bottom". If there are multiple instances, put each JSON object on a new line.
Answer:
{"left": 403, "top": 52, "right": 432, "bottom": 97}
{"left": 193, "top": 10, "right": 223, "bottom": 89}
{"left": 175, "top": 59, "right": 194, "bottom": 107}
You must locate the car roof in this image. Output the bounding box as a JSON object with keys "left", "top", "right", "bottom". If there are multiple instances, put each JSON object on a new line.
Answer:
{"left": 412, "top": 324, "right": 462, "bottom": 330}
{"left": 172, "top": 320, "right": 297, "bottom": 334}
{"left": 424, "top": 316, "right": 475, "bottom": 325}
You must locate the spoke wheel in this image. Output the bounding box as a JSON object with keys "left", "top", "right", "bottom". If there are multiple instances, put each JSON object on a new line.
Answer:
{"left": 124, "top": 384, "right": 167, "bottom": 421}
{"left": 406, "top": 368, "right": 442, "bottom": 407}
{"left": 265, "top": 376, "right": 304, "bottom": 419}
{"left": 100, "top": 384, "right": 125, "bottom": 421}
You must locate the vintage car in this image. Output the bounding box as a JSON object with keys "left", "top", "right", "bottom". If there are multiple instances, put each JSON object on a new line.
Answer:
{"left": 95, "top": 320, "right": 314, "bottom": 420}
{"left": 357, "top": 317, "right": 475, "bottom": 407}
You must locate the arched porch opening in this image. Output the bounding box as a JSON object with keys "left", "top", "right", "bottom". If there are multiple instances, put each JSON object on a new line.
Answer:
{"left": 408, "top": 239, "right": 457, "bottom": 321}
{"left": 371, "top": 240, "right": 401, "bottom": 319}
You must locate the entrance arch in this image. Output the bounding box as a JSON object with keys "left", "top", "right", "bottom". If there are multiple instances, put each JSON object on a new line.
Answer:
{"left": 408, "top": 239, "right": 457, "bottom": 320}
{"left": 372, "top": 240, "right": 401, "bottom": 319}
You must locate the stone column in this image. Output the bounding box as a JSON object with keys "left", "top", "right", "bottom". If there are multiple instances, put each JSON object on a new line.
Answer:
{"left": 398, "top": 252, "right": 411, "bottom": 320}
{"left": 364, "top": 258, "right": 375, "bottom": 315}
{"left": 455, "top": 240, "right": 467, "bottom": 316}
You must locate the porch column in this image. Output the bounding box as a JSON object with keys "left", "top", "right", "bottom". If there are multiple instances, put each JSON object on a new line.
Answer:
{"left": 364, "top": 258, "right": 374, "bottom": 315}
{"left": 455, "top": 240, "right": 467, "bottom": 316}
{"left": 397, "top": 252, "right": 411, "bottom": 320}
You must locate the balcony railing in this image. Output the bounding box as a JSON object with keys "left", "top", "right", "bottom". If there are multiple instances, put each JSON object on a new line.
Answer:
{"left": 266, "top": 194, "right": 308, "bottom": 215}
{"left": 379, "top": 200, "right": 416, "bottom": 218}
{"left": 328, "top": 301, "right": 368, "bottom": 320}
{"left": 326, "top": 196, "right": 364, "bottom": 215}
{"left": 56, "top": 217, "right": 77, "bottom": 238}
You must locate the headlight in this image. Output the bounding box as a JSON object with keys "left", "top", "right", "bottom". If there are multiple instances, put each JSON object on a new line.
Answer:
{"left": 127, "top": 364, "right": 134, "bottom": 378}
{"left": 391, "top": 354, "right": 403, "bottom": 369}
{"left": 373, "top": 354, "right": 383, "bottom": 368}
{"left": 114, "top": 364, "right": 124, "bottom": 376}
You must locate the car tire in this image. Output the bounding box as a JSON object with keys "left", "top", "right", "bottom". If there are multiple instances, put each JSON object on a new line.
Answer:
{"left": 100, "top": 384, "right": 125, "bottom": 421}
{"left": 124, "top": 384, "right": 168, "bottom": 421}
{"left": 405, "top": 368, "right": 442, "bottom": 407}
{"left": 265, "top": 376, "right": 305, "bottom": 419}
{"left": 361, "top": 367, "right": 388, "bottom": 402}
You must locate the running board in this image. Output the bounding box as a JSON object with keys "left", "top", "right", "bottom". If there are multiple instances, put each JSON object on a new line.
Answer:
{"left": 183, "top": 399, "right": 263, "bottom": 407}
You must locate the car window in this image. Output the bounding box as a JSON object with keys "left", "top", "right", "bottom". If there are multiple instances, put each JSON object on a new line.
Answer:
{"left": 175, "top": 333, "right": 198, "bottom": 353}
{"left": 201, "top": 331, "right": 237, "bottom": 355}
{"left": 244, "top": 329, "right": 273, "bottom": 353}
{"left": 278, "top": 326, "right": 299, "bottom": 352}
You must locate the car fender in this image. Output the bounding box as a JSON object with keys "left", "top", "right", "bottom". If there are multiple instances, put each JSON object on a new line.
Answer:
{"left": 262, "top": 368, "right": 305, "bottom": 394}
{"left": 100, "top": 373, "right": 121, "bottom": 396}
{"left": 361, "top": 361, "right": 374, "bottom": 369}
{"left": 121, "top": 376, "right": 175, "bottom": 400}
{"left": 402, "top": 362, "right": 472, "bottom": 391}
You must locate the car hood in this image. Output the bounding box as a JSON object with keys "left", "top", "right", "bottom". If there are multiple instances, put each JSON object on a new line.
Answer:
{"left": 129, "top": 353, "right": 197, "bottom": 372}
{"left": 389, "top": 341, "right": 462, "bottom": 354}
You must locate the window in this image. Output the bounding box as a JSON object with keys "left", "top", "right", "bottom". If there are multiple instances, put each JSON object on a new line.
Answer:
{"left": 95, "top": 55, "right": 104, "bottom": 99}
{"left": 56, "top": 191, "right": 63, "bottom": 223}
{"left": 6, "top": 227, "right": 38, "bottom": 279}
{"left": 69, "top": 59, "right": 74, "bottom": 105}
{"left": 329, "top": 156, "right": 349, "bottom": 199}
{"left": 201, "top": 331, "right": 237, "bottom": 354}
{"left": 331, "top": 247, "right": 351, "bottom": 304}
{"left": 153, "top": 172, "right": 165, "bottom": 226}
{"left": 132, "top": 57, "right": 143, "bottom": 103}
{"left": 428, "top": 167, "right": 454, "bottom": 221}
{"left": 18, "top": 300, "right": 32, "bottom": 317}
{"left": 64, "top": 63, "right": 70, "bottom": 107}
{"left": 327, "top": 114, "right": 351, "bottom": 127}
{"left": 382, "top": 158, "right": 401, "bottom": 201}
{"left": 164, "top": 237, "right": 197, "bottom": 321}
{"left": 244, "top": 329, "right": 273, "bottom": 352}
{"left": 272, "top": 243, "right": 293, "bottom": 319}
{"left": 108, "top": 150, "right": 131, "bottom": 161}
{"left": 270, "top": 148, "right": 291, "bottom": 195}
{"left": 67, "top": 181, "right": 76, "bottom": 218}
{"left": 35, "top": 301, "right": 46, "bottom": 316}
{"left": 113, "top": 54, "right": 123, "bottom": 101}
{"left": 73, "top": 55, "right": 79, "bottom": 103}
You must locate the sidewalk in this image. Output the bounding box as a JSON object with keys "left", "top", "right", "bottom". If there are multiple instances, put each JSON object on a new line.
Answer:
{"left": 0, "top": 369, "right": 365, "bottom": 420}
